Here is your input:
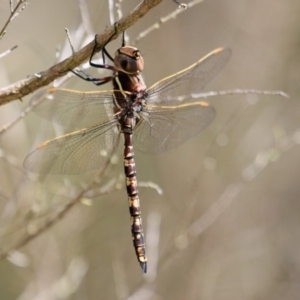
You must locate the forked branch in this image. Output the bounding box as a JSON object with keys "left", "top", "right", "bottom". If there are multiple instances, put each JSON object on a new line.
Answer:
{"left": 0, "top": 0, "right": 29, "bottom": 39}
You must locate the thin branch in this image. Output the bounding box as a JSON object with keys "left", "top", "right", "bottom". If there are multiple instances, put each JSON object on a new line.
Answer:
{"left": 192, "top": 89, "right": 289, "bottom": 99}
{"left": 0, "top": 0, "right": 163, "bottom": 107}
{"left": 65, "top": 28, "right": 76, "bottom": 55}
{"left": 0, "top": 0, "right": 28, "bottom": 39}
{"left": 132, "top": 0, "right": 203, "bottom": 45}
{"left": 77, "top": 0, "right": 95, "bottom": 36}
{"left": 0, "top": 45, "right": 17, "bottom": 59}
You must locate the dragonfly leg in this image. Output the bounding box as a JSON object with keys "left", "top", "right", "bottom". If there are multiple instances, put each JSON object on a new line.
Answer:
{"left": 90, "top": 22, "right": 121, "bottom": 68}
{"left": 69, "top": 23, "right": 127, "bottom": 87}
{"left": 69, "top": 69, "right": 114, "bottom": 86}
{"left": 69, "top": 23, "right": 119, "bottom": 83}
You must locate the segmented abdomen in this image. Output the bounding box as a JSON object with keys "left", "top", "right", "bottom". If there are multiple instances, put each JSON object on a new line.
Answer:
{"left": 123, "top": 132, "right": 147, "bottom": 273}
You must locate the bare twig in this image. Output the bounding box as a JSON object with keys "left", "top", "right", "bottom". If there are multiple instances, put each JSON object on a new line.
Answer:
{"left": 0, "top": 0, "right": 163, "bottom": 106}
{"left": 77, "top": 0, "right": 95, "bottom": 36}
{"left": 65, "top": 28, "right": 76, "bottom": 55}
{"left": 132, "top": 0, "right": 203, "bottom": 45}
{"left": 192, "top": 89, "right": 289, "bottom": 99}
{"left": 0, "top": 0, "right": 28, "bottom": 39}
{"left": 108, "top": 0, "right": 116, "bottom": 25}
{"left": 0, "top": 45, "right": 17, "bottom": 59}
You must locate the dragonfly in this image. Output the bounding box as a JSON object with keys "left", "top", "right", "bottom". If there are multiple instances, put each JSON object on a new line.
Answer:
{"left": 24, "top": 28, "right": 231, "bottom": 273}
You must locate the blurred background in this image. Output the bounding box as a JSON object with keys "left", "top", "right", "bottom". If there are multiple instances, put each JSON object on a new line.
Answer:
{"left": 0, "top": 0, "right": 300, "bottom": 299}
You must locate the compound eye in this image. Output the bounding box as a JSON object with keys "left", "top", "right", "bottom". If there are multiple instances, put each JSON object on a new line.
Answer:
{"left": 119, "top": 56, "right": 141, "bottom": 74}
{"left": 114, "top": 47, "right": 144, "bottom": 74}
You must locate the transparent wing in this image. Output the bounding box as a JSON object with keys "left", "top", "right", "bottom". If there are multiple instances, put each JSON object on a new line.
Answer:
{"left": 24, "top": 119, "right": 120, "bottom": 174}
{"left": 133, "top": 48, "right": 230, "bottom": 153}
{"left": 134, "top": 102, "right": 215, "bottom": 153}
{"left": 31, "top": 87, "right": 118, "bottom": 130}
{"left": 146, "top": 47, "right": 232, "bottom": 106}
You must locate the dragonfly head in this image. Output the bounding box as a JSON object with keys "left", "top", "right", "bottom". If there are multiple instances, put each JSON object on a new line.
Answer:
{"left": 114, "top": 46, "right": 144, "bottom": 75}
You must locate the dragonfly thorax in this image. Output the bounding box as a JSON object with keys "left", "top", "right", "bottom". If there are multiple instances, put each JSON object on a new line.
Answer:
{"left": 124, "top": 92, "right": 144, "bottom": 112}
{"left": 113, "top": 71, "right": 146, "bottom": 95}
